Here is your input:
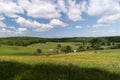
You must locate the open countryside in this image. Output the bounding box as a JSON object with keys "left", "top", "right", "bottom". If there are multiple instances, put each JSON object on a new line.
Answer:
{"left": 0, "top": 37, "right": 120, "bottom": 80}
{"left": 0, "top": 0, "right": 120, "bottom": 80}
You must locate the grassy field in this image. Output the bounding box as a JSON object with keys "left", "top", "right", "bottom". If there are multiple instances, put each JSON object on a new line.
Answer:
{"left": 0, "top": 49, "right": 120, "bottom": 80}
{"left": 0, "top": 42, "right": 82, "bottom": 55}
{"left": 0, "top": 42, "right": 120, "bottom": 80}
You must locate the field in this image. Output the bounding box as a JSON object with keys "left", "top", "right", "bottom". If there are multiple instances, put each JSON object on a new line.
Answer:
{"left": 0, "top": 42, "right": 82, "bottom": 55}
{"left": 0, "top": 42, "right": 120, "bottom": 80}
{"left": 0, "top": 50, "right": 120, "bottom": 79}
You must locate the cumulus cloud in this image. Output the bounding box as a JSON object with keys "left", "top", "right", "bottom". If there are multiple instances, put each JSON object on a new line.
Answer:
{"left": 57, "top": 0, "right": 87, "bottom": 21}
{"left": 92, "top": 30, "right": 118, "bottom": 37}
{"left": 16, "top": 28, "right": 27, "bottom": 34}
{"left": 0, "top": 28, "right": 11, "bottom": 33}
{"left": 75, "top": 26, "right": 82, "bottom": 29}
{"left": 0, "top": 0, "right": 24, "bottom": 18}
{"left": 0, "top": 16, "right": 5, "bottom": 20}
{"left": 88, "top": 0, "right": 120, "bottom": 28}
{"left": 16, "top": 17, "right": 67, "bottom": 32}
{"left": 97, "top": 13, "right": 120, "bottom": 24}
{"left": 18, "top": 0, "right": 61, "bottom": 19}
{"left": 0, "top": 0, "right": 120, "bottom": 37}
{"left": 87, "top": 0, "right": 120, "bottom": 16}
{"left": 93, "top": 24, "right": 109, "bottom": 28}
{"left": 0, "top": 27, "right": 28, "bottom": 37}
{"left": 0, "top": 28, "right": 12, "bottom": 37}
{"left": 57, "top": 0, "right": 67, "bottom": 13}
{"left": 68, "top": 0, "right": 87, "bottom": 21}
{"left": 0, "top": 22, "right": 7, "bottom": 28}
{"left": 0, "top": 16, "right": 6, "bottom": 27}
{"left": 50, "top": 19, "right": 67, "bottom": 27}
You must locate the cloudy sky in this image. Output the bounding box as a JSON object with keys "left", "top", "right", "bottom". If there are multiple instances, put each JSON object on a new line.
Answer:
{"left": 0, "top": 0, "right": 120, "bottom": 37}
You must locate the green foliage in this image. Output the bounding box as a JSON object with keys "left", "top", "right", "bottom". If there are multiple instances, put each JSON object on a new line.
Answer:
{"left": 107, "top": 42, "right": 111, "bottom": 46}
{"left": 86, "top": 46, "right": 91, "bottom": 50}
{"left": 110, "top": 44, "right": 120, "bottom": 49}
{"left": 36, "top": 49, "right": 42, "bottom": 55}
{"left": 0, "top": 61, "right": 120, "bottom": 80}
{"left": 90, "top": 38, "right": 102, "bottom": 50}
{"left": 76, "top": 46, "right": 85, "bottom": 52}
{"left": 57, "top": 44, "right": 62, "bottom": 49}
{"left": 0, "top": 37, "right": 47, "bottom": 46}
{"left": 61, "top": 45, "right": 73, "bottom": 53}
{"left": 0, "top": 50, "right": 120, "bottom": 80}
{"left": 56, "top": 44, "right": 62, "bottom": 53}
{"left": 0, "top": 36, "right": 120, "bottom": 46}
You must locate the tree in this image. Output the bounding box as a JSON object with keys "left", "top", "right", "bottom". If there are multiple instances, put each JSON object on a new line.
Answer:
{"left": 118, "top": 44, "right": 120, "bottom": 48}
{"left": 36, "top": 49, "right": 42, "bottom": 55}
{"left": 61, "top": 45, "right": 73, "bottom": 53}
{"left": 76, "top": 46, "right": 85, "bottom": 52}
{"left": 57, "top": 44, "right": 62, "bottom": 53}
{"left": 86, "top": 46, "right": 91, "bottom": 50}
{"left": 107, "top": 42, "right": 111, "bottom": 46}
{"left": 57, "top": 44, "right": 61, "bottom": 49}
{"left": 90, "top": 38, "right": 102, "bottom": 50}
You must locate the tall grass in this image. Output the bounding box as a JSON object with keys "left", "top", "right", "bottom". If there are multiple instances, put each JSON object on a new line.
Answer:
{"left": 0, "top": 47, "right": 120, "bottom": 80}
{"left": 0, "top": 61, "right": 120, "bottom": 80}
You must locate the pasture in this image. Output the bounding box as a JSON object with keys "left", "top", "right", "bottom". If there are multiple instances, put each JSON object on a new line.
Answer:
{"left": 0, "top": 42, "right": 120, "bottom": 80}
{"left": 0, "top": 49, "right": 120, "bottom": 80}
{"left": 0, "top": 42, "right": 82, "bottom": 55}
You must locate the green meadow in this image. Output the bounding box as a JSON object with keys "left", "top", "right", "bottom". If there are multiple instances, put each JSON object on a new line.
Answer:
{"left": 0, "top": 42, "right": 81, "bottom": 55}
{"left": 0, "top": 42, "right": 120, "bottom": 80}
{"left": 0, "top": 50, "right": 120, "bottom": 80}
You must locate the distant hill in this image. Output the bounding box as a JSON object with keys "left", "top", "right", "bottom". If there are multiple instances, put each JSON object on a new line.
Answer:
{"left": 0, "top": 36, "right": 120, "bottom": 46}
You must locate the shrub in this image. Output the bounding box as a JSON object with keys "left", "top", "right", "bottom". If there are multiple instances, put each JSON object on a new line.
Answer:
{"left": 76, "top": 46, "right": 85, "bottom": 52}
{"left": 110, "top": 44, "right": 120, "bottom": 49}
{"left": 61, "top": 45, "right": 73, "bottom": 53}
{"left": 90, "top": 38, "right": 102, "bottom": 50}
{"left": 57, "top": 44, "right": 62, "bottom": 53}
{"left": 35, "top": 49, "right": 42, "bottom": 55}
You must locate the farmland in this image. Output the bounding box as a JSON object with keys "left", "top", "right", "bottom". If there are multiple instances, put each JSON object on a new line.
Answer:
{"left": 0, "top": 37, "right": 120, "bottom": 80}
{"left": 0, "top": 42, "right": 82, "bottom": 55}
{"left": 0, "top": 49, "right": 120, "bottom": 80}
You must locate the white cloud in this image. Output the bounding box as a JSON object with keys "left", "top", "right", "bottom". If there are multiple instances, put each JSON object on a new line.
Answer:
{"left": 0, "top": 22, "right": 7, "bottom": 27}
{"left": 16, "top": 17, "right": 54, "bottom": 32}
{"left": 93, "top": 24, "right": 109, "bottom": 28}
{"left": 0, "top": 27, "right": 28, "bottom": 37}
{"left": 0, "top": 16, "right": 5, "bottom": 20}
{"left": 18, "top": 0, "right": 61, "bottom": 19}
{"left": 16, "top": 17, "right": 67, "bottom": 32}
{"left": 50, "top": 19, "right": 67, "bottom": 27}
{"left": 87, "top": 0, "right": 120, "bottom": 28}
{"left": 0, "top": 28, "right": 11, "bottom": 33}
{"left": 92, "top": 30, "right": 118, "bottom": 37}
{"left": 0, "top": 0, "right": 24, "bottom": 18}
{"left": 66, "top": 0, "right": 86, "bottom": 21}
{"left": 0, "top": 16, "right": 6, "bottom": 27}
{"left": 16, "top": 17, "right": 40, "bottom": 28}
{"left": 75, "top": 26, "right": 82, "bottom": 29}
{"left": 0, "top": 28, "right": 12, "bottom": 37}
{"left": 87, "top": 0, "right": 120, "bottom": 16}
{"left": 57, "top": 0, "right": 87, "bottom": 21}
{"left": 57, "top": 0, "right": 67, "bottom": 13}
{"left": 97, "top": 13, "right": 120, "bottom": 24}
{"left": 16, "top": 28, "right": 27, "bottom": 34}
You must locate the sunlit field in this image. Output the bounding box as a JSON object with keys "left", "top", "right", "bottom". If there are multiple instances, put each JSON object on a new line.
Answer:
{"left": 0, "top": 49, "right": 120, "bottom": 80}
{"left": 0, "top": 42, "right": 82, "bottom": 55}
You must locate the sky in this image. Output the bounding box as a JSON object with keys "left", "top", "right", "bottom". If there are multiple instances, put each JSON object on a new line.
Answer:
{"left": 0, "top": 0, "right": 120, "bottom": 38}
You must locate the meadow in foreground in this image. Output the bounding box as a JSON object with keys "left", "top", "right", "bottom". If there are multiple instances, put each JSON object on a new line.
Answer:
{"left": 0, "top": 49, "right": 120, "bottom": 80}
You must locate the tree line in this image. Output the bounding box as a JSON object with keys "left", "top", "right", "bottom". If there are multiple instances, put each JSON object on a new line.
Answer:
{"left": 0, "top": 36, "right": 120, "bottom": 46}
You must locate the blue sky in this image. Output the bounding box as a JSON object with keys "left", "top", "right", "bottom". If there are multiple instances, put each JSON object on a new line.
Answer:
{"left": 0, "top": 0, "right": 120, "bottom": 37}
